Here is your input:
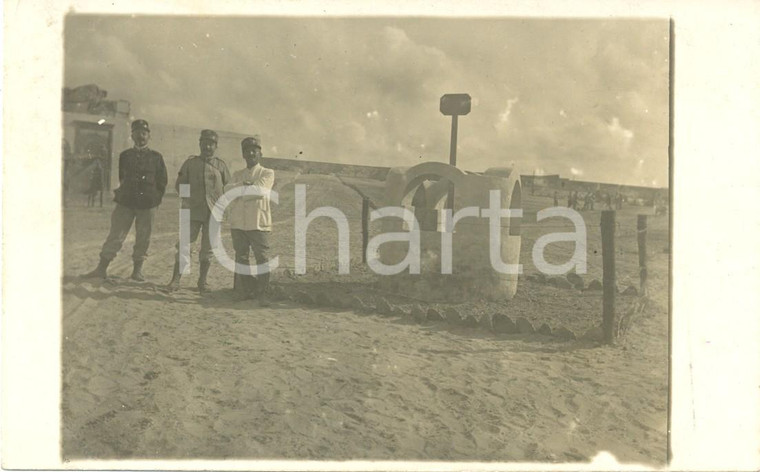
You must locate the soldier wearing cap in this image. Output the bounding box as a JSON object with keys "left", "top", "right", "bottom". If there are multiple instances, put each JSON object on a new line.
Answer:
{"left": 224, "top": 136, "right": 275, "bottom": 303}
{"left": 81, "top": 119, "right": 168, "bottom": 280}
{"left": 167, "top": 129, "right": 231, "bottom": 292}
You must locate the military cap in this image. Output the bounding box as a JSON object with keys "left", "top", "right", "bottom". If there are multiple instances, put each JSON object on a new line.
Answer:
{"left": 131, "top": 119, "right": 150, "bottom": 132}
{"left": 241, "top": 136, "right": 262, "bottom": 149}
{"left": 199, "top": 129, "right": 219, "bottom": 143}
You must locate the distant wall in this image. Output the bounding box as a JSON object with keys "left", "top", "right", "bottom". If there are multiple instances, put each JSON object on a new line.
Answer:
{"left": 261, "top": 157, "right": 390, "bottom": 181}
{"left": 559, "top": 179, "right": 667, "bottom": 202}
{"left": 149, "top": 123, "right": 252, "bottom": 186}
{"left": 69, "top": 118, "right": 664, "bottom": 198}
{"left": 147, "top": 124, "right": 391, "bottom": 192}
{"left": 520, "top": 172, "right": 668, "bottom": 202}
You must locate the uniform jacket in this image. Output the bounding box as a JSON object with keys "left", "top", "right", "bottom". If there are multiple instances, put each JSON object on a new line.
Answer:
{"left": 175, "top": 155, "right": 231, "bottom": 221}
{"left": 114, "top": 146, "right": 168, "bottom": 209}
{"left": 224, "top": 163, "right": 275, "bottom": 231}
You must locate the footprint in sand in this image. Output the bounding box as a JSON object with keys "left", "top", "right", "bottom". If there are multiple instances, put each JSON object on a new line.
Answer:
{"left": 143, "top": 371, "right": 159, "bottom": 381}
{"left": 437, "top": 387, "right": 469, "bottom": 406}
{"left": 551, "top": 406, "right": 566, "bottom": 418}
{"left": 86, "top": 375, "right": 119, "bottom": 397}
{"left": 421, "top": 377, "right": 438, "bottom": 392}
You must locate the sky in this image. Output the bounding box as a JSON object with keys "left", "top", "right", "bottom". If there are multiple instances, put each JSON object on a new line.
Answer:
{"left": 64, "top": 16, "right": 669, "bottom": 187}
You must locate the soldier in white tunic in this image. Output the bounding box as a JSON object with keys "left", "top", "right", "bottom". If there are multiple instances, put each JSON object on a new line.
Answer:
{"left": 225, "top": 136, "right": 275, "bottom": 304}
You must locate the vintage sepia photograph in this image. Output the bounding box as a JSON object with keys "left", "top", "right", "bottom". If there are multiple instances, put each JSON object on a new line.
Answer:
{"left": 59, "top": 15, "right": 671, "bottom": 465}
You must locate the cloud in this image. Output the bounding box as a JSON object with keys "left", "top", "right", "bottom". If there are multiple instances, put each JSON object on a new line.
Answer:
{"left": 384, "top": 26, "right": 410, "bottom": 50}
{"left": 64, "top": 17, "right": 669, "bottom": 186}
{"left": 607, "top": 117, "right": 634, "bottom": 142}
{"left": 497, "top": 97, "right": 520, "bottom": 125}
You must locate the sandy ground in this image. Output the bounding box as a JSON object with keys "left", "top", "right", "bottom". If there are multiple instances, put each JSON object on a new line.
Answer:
{"left": 61, "top": 173, "right": 669, "bottom": 464}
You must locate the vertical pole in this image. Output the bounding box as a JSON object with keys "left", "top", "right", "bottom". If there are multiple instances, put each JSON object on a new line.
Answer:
{"left": 449, "top": 114, "right": 458, "bottom": 167}
{"left": 446, "top": 114, "right": 458, "bottom": 210}
{"left": 601, "top": 210, "right": 617, "bottom": 344}
{"left": 637, "top": 214, "right": 648, "bottom": 297}
{"left": 362, "top": 197, "right": 370, "bottom": 265}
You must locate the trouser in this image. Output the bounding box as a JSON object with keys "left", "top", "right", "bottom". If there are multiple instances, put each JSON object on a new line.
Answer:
{"left": 100, "top": 204, "right": 155, "bottom": 262}
{"left": 175, "top": 218, "right": 213, "bottom": 268}
{"left": 231, "top": 229, "right": 271, "bottom": 294}
{"left": 88, "top": 190, "right": 103, "bottom": 207}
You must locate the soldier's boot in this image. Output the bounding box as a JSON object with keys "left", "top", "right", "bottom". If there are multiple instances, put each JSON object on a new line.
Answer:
{"left": 130, "top": 260, "right": 146, "bottom": 282}
{"left": 255, "top": 273, "right": 271, "bottom": 307}
{"left": 231, "top": 272, "right": 251, "bottom": 301}
{"left": 81, "top": 257, "right": 110, "bottom": 279}
{"left": 166, "top": 261, "right": 181, "bottom": 291}
{"left": 197, "top": 260, "right": 211, "bottom": 294}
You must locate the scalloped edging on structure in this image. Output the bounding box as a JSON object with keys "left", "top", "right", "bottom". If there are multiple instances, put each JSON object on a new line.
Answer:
{"left": 267, "top": 284, "right": 610, "bottom": 342}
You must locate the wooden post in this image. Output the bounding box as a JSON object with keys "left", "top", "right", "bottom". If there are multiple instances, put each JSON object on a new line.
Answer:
{"left": 449, "top": 114, "right": 458, "bottom": 168}
{"left": 637, "top": 214, "right": 648, "bottom": 297}
{"left": 446, "top": 114, "right": 458, "bottom": 210}
{"left": 601, "top": 210, "right": 617, "bottom": 344}
{"left": 362, "top": 197, "right": 370, "bottom": 264}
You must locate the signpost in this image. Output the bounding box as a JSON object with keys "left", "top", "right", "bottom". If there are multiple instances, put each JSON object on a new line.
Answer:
{"left": 440, "top": 93, "right": 471, "bottom": 210}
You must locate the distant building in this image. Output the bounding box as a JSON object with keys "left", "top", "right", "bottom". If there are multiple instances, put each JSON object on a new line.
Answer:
{"left": 62, "top": 84, "right": 131, "bottom": 193}
{"left": 520, "top": 174, "right": 561, "bottom": 190}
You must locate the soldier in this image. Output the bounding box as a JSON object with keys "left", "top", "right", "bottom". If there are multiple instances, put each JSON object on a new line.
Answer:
{"left": 167, "top": 129, "right": 231, "bottom": 293}
{"left": 81, "top": 119, "right": 168, "bottom": 280}
{"left": 225, "top": 136, "right": 275, "bottom": 303}
{"left": 86, "top": 157, "right": 104, "bottom": 207}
